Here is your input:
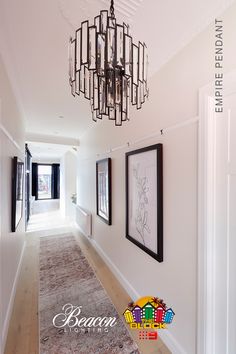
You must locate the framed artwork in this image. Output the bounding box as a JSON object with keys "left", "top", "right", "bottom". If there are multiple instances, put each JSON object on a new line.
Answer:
{"left": 11, "top": 156, "right": 24, "bottom": 232}
{"left": 125, "top": 144, "right": 163, "bottom": 262}
{"left": 96, "top": 158, "right": 112, "bottom": 225}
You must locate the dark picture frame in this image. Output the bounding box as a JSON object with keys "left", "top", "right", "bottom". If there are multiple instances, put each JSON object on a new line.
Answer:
{"left": 96, "top": 158, "right": 112, "bottom": 225}
{"left": 11, "top": 156, "right": 24, "bottom": 232}
{"left": 125, "top": 144, "right": 163, "bottom": 262}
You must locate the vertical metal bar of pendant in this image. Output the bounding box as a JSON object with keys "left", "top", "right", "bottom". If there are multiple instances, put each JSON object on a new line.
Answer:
{"left": 80, "top": 65, "right": 85, "bottom": 93}
{"left": 140, "top": 81, "right": 145, "bottom": 104}
{"left": 127, "top": 80, "right": 130, "bottom": 120}
{"left": 76, "top": 29, "right": 81, "bottom": 72}
{"left": 100, "top": 10, "right": 108, "bottom": 33}
{"left": 144, "top": 43, "right": 148, "bottom": 96}
{"left": 122, "top": 111, "right": 127, "bottom": 121}
{"left": 115, "top": 104, "right": 122, "bottom": 126}
{"left": 123, "top": 22, "right": 129, "bottom": 35}
{"left": 106, "top": 70, "right": 115, "bottom": 107}
{"left": 104, "top": 106, "right": 109, "bottom": 117}
{"left": 71, "top": 80, "right": 76, "bottom": 97}
{"left": 138, "top": 41, "right": 144, "bottom": 82}
{"left": 132, "top": 44, "right": 138, "bottom": 86}
{"left": 88, "top": 26, "right": 96, "bottom": 70}
{"left": 131, "top": 83, "right": 137, "bottom": 105}
{"left": 68, "top": 38, "right": 73, "bottom": 83}
{"left": 137, "top": 84, "right": 141, "bottom": 109}
{"left": 122, "top": 76, "right": 127, "bottom": 113}
{"left": 75, "top": 71, "right": 80, "bottom": 95}
{"left": 99, "top": 77, "right": 106, "bottom": 114}
{"left": 122, "top": 76, "right": 127, "bottom": 121}
{"left": 116, "top": 24, "right": 124, "bottom": 68}
{"left": 115, "top": 69, "right": 122, "bottom": 104}
{"left": 84, "top": 66, "right": 90, "bottom": 99}
{"left": 71, "top": 39, "right": 76, "bottom": 82}
{"left": 97, "top": 33, "right": 106, "bottom": 76}
{"left": 93, "top": 72, "right": 99, "bottom": 110}
{"left": 90, "top": 71, "right": 94, "bottom": 100}
{"left": 109, "top": 107, "right": 115, "bottom": 120}
{"left": 92, "top": 108, "right": 97, "bottom": 122}
{"left": 96, "top": 110, "right": 102, "bottom": 119}
{"left": 124, "top": 35, "right": 132, "bottom": 77}
{"left": 105, "top": 22, "right": 113, "bottom": 110}
{"left": 81, "top": 21, "right": 88, "bottom": 64}
{"left": 143, "top": 43, "right": 148, "bottom": 82}
{"left": 107, "top": 27, "right": 115, "bottom": 69}
{"left": 94, "top": 15, "right": 101, "bottom": 32}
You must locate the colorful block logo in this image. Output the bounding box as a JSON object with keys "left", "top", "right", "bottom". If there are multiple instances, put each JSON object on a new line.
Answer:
{"left": 123, "top": 296, "right": 175, "bottom": 339}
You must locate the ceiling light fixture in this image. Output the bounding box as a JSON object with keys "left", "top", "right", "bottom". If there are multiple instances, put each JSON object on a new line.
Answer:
{"left": 68, "top": 0, "right": 149, "bottom": 126}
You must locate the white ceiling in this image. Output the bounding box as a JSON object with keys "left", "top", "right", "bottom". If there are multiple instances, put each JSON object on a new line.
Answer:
{"left": 0, "top": 0, "right": 234, "bottom": 141}
{"left": 28, "top": 142, "right": 77, "bottom": 161}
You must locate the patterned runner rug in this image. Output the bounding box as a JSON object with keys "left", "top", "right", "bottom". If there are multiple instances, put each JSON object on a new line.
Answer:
{"left": 39, "top": 233, "right": 139, "bottom": 354}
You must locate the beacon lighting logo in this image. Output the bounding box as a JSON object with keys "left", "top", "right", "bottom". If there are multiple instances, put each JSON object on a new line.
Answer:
{"left": 52, "top": 303, "right": 117, "bottom": 334}
{"left": 123, "top": 296, "right": 175, "bottom": 341}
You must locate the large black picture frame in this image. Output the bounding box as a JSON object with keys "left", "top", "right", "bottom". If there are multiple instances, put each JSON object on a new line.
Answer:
{"left": 125, "top": 144, "right": 163, "bottom": 262}
{"left": 96, "top": 158, "right": 112, "bottom": 225}
{"left": 11, "top": 156, "right": 24, "bottom": 232}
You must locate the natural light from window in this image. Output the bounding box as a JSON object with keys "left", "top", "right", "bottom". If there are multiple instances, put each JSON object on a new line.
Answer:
{"left": 38, "top": 165, "right": 52, "bottom": 200}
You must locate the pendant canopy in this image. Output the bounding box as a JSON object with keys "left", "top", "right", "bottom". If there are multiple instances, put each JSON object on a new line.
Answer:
{"left": 69, "top": 0, "right": 149, "bottom": 126}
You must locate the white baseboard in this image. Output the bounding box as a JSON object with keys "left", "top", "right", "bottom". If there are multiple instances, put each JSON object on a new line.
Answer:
{"left": 73, "top": 225, "right": 187, "bottom": 354}
{"left": 1, "top": 240, "right": 26, "bottom": 353}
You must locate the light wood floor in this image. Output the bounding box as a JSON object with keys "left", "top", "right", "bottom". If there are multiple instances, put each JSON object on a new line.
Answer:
{"left": 4, "top": 221, "right": 171, "bottom": 354}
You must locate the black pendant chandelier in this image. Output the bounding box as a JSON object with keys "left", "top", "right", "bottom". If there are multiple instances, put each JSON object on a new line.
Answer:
{"left": 69, "top": 0, "right": 149, "bottom": 126}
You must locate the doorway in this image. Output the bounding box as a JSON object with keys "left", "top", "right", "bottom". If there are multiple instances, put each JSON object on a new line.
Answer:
{"left": 25, "top": 144, "right": 32, "bottom": 225}
{"left": 32, "top": 163, "right": 60, "bottom": 201}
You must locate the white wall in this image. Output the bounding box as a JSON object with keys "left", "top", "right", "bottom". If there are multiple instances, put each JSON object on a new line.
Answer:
{"left": 77, "top": 4, "right": 236, "bottom": 354}
{"left": 0, "top": 53, "right": 25, "bottom": 353}
{"left": 60, "top": 151, "right": 77, "bottom": 220}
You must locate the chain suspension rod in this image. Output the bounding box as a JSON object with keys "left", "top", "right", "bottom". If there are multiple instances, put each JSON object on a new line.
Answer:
{"left": 110, "top": 0, "right": 115, "bottom": 18}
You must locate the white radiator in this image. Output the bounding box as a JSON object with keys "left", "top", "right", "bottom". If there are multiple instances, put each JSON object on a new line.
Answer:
{"left": 75, "top": 205, "right": 92, "bottom": 237}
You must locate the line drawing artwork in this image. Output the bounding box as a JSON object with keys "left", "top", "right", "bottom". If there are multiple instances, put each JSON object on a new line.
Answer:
{"left": 133, "top": 163, "right": 150, "bottom": 245}
{"left": 98, "top": 171, "right": 108, "bottom": 216}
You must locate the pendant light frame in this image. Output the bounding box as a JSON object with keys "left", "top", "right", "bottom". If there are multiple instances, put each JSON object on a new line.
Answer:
{"left": 69, "top": 0, "right": 149, "bottom": 126}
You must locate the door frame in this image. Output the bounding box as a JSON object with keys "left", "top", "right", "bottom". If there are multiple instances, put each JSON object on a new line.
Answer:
{"left": 198, "top": 70, "right": 236, "bottom": 354}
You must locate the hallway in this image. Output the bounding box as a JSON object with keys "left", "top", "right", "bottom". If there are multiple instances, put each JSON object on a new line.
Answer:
{"left": 1, "top": 1, "right": 236, "bottom": 353}
{"left": 4, "top": 209, "right": 170, "bottom": 354}
{"left": 27, "top": 200, "right": 70, "bottom": 232}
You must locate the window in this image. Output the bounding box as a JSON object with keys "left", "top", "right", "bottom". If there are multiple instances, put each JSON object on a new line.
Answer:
{"left": 37, "top": 165, "right": 52, "bottom": 200}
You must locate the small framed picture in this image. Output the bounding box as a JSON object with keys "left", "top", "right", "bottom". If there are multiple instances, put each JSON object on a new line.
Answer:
{"left": 96, "top": 158, "right": 112, "bottom": 225}
{"left": 11, "top": 156, "right": 24, "bottom": 232}
{"left": 126, "top": 144, "right": 163, "bottom": 262}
